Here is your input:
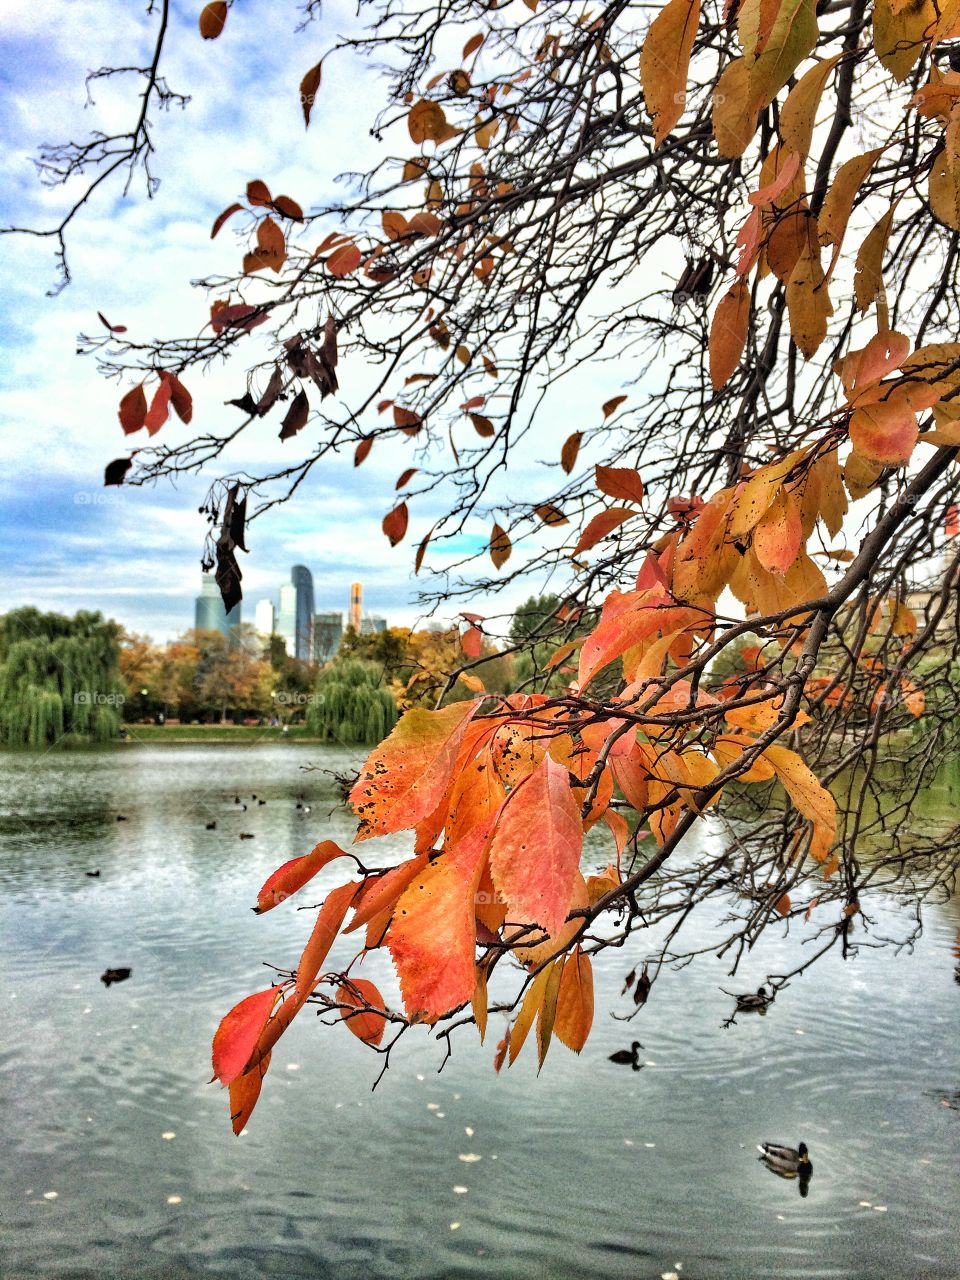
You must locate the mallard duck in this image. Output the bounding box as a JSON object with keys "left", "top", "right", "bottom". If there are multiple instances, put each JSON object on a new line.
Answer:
{"left": 609, "top": 1041, "right": 644, "bottom": 1068}
{"left": 736, "top": 985, "right": 772, "bottom": 1012}
{"left": 758, "top": 1141, "right": 812, "bottom": 1176}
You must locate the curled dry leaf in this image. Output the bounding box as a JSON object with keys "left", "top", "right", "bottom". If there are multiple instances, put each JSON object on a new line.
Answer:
{"left": 300, "top": 61, "right": 323, "bottom": 128}
{"left": 489, "top": 522, "right": 512, "bottom": 569}
{"left": 383, "top": 502, "right": 409, "bottom": 546}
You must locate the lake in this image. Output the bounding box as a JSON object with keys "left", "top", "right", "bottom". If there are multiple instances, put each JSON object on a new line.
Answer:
{"left": 2, "top": 743, "right": 958, "bottom": 1279}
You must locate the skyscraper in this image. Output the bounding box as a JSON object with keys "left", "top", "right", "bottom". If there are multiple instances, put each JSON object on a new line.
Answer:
{"left": 254, "top": 599, "right": 275, "bottom": 638}
{"left": 194, "top": 573, "right": 241, "bottom": 644}
{"left": 276, "top": 583, "right": 297, "bottom": 655}
{"left": 349, "top": 582, "right": 362, "bottom": 634}
{"left": 291, "top": 565, "right": 315, "bottom": 661}
{"left": 314, "top": 611, "right": 343, "bottom": 663}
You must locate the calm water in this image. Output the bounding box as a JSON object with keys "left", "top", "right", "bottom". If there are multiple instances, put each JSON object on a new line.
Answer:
{"left": 1, "top": 743, "right": 958, "bottom": 1280}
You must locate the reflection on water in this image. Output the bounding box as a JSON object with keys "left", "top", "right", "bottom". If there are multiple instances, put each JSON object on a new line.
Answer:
{"left": 2, "top": 744, "right": 959, "bottom": 1280}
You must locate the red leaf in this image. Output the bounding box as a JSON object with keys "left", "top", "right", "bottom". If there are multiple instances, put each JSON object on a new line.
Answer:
{"left": 354, "top": 436, "right": 373, "bottom": 466}
{"left": 228, "top": 1052, "right": 270, "bottom": 1134}
{"left": 561, "top": 431, "right": 582, "bottom": 473}
{"left": 272, "top": 194, "right": 304, "bottom": 221}
{"left": 573, "top": 507, "right": 635, "bottom": 555}
{"left": 294, "top": 881, "right": 358, "bottom": 999}
{"left": 396, "top": 467, "right": 417, "bottom": 489}
{"left": 212, "top": 988, "right": 279, "bottom": 1085}
{"left": 602, "top": 394, "right": 627, "bottom": 418}
{"left": 210, "top": 302, "right": 268, "bottom": 334}
{"left": 383, "top": 502, "right": 409, "bottom": 546}
{"left": 255, "top": 839, "right": 349, "bottom": 914}
{"left": 337, "top": 979, "right": 387, "bottom": 1046}
{"left": 488, "top": 754, "right": 583, "bottom": 936}
{"left": 327, "top": 243, "right": 362, "bottom": 277}
{"left": 393, "top": 406, "right": 422, "bottom": 435}
{"left": 144, "top": 380, "right": 172, "bottom": 436}
{"left": 118, "top": 385, "right": 147, "bottom": 435}
{"left": 595, "top": 465, "right": 644, "bottom": 505}
{"left": 97, "top": 311, "right": 127, "bottom": 333}
{"left": 462, "top": 624, "right": 482, "bottom": 658}
{"left": 163, "top": 372, "right": 193, "bottom": 424}
{"left": 211, "top": 203, "right": 244, "bottom": 239}
{"left": 461, "top": 395, "right": 486, "bottom": 411}
{"left": 246, "top": 179, "right": 272, "bottom": 207}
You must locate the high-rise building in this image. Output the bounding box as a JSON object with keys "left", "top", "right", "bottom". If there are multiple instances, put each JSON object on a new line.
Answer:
{"left": 194, "top": 573, "right": 241, "bottom": 644}
{"left": 360, "top": 616, "right": 388, "bottom": 635}
{"left": 276, "top": 583, "right": 297, "bottom": 655}
{"left": 349, "top": 582, "right": 362, "bottom": 634}
{"left": 254, "top": 599, "right": 275, "bottom": 638}
{"left": 314, "top": 611, "right": 343, "bottom": 663}
{"left": 291, "top": 565, "right": 315, "bottom": 662}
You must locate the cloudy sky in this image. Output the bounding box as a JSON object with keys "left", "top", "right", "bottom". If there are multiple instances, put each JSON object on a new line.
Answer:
{"left": 0, "top": 0, "right": 590, "bottom": 641}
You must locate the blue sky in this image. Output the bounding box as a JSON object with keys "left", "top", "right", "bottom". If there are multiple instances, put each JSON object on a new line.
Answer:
{"left": 0, "top": 0, "right": 568, "bottom": 641}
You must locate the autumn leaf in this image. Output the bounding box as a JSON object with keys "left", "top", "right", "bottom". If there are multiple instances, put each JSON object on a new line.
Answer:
{"left": 393, "top": 406, "right": 422, "bottom": 435}
{"left": 553, "top": 947, "right": 594, "bottom": 1053}
{"left": 199, "top": 2, "right": 227, "bottom": 39}
{"left": 337, "top": 979, "right": 387, "bottom": 1046}
{"left": 490, "top": 522, "right": 512, "bottom": 569}
{"left": 602, "top": 394, "right": 627, "bottom": 418}
{"left": 326, "top": 242, "right": 362, "bottom": 277}
{"left": 212, "top": 988, "right": 279, "bottom": 1085}
{"left": 211, "top": 203, "right": 243, "bottom": 239}
{"left": 640, "top": 0, "right": 701, "bottom": 146}
{"left": 488, "top": 754, "right": 583, "bottom": 936}
{"left": 709, "top": 280, "right": 751, "bottom": 390}
{"left": 294, "top": 881, "right": 359, "bottom": 1000}
{"left": 354, "top": 436, "right": 373, "bottom": 466}
{"left": 408, "top": 99, "right": 450, "bottom": 144}
{"left": 118, "top": 385, "right": 147, "bottom": 435}
{"left": 595, "top": 465, "right": 644, "bottom": 505}
{"left": 747, "top": 0, "right": 819, "bottom": 111}
{"left": 462, "top": 624, "right": 483, "bottom": 658}
{"left": 246, "top": 179, "right": 272, "bottom": 207}
{"left": 279, "top": 389, "right": 309, "bottom": 440}
{"left": 104, "top": 457, "right": 132, "bottom": 486}
{"left": 535, "top": 502, "right": 568, "bottom": 526}
{"left": 350, "top": 701, "right": 479, "bottom": 840}
{"left": 573, "top": 507, "right": 636, "bottom": 555}
{"left": 144, "top": 379, "right": 172, "bottom": 436}
{"left": 300, "top": 61, "right": 323, "bottom": 128}
{"left": 561, "top": 432, "right": 583, "bottom": 473}
{"left": 228, "top": 1053, "right": 270, "bottom": 1135}
{"left": 753, "top": 489, "right": 802, "bottom": 574}
{"left": 255, "top": 839, "right": 348, "bottom": 913}
{"left": 382, "top": 503, "right": 409, "bottom": 546}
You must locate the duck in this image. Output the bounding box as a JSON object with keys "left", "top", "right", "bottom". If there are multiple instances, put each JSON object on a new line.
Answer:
{"left": 205, "top": 820, "right": 217, "bottom": 830}
{"left": 101, "top": 967, "right": 132, "bottom": 986}
{"left": 735, "top": 985, "right": 773, "bottom": 1012}
{"left": 758, "top": 1141, "right": 812, "bottom": 1177}
{"left": 258, "top": 799, "right": 266, "bottom": 806}
{"left": 85, "top": 869, "right": 101, "bottom": 878}
{"left": 115, "top": 815, "right": 127, "bottom": 822}
{"left": 239, "top": 832, "right": 255, "bottom": 840}
{"left": 609, "top": 1041, "right": 644, "bottom": 1069}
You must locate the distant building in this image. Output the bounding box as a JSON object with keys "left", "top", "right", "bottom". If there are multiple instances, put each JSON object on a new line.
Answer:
{"left": 291, "top": 565, "right": 315, "bottom": 662}
{"left": 276, "top": 583, "right": 297, "bottom": 655}
{"left": 194, "top": 573, "right": 241, "bottom": 645}
{"left": 361, "top": 616, "right": 388, "bottom": 635}
{"left": 254, "top": 599, "right": 275, "bottom": 638}
{"left": 314, "top": 611, "right": 343, "bottom": 663}
{"left": 349, "top": 582, "right": 363, "bottom": 634}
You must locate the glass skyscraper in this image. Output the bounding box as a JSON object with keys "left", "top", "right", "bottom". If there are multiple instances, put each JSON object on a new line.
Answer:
{"left": 194, "top": 573, "right": 241, "bottom": 644}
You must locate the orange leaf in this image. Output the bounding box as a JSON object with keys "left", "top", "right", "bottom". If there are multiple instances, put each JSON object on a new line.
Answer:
{"left": 383, "top": 503, "right": 409, "bottom": 546}
{"left": 199, "top": 1, "right": 227, "bottom": 39}
{"left": 354, "top": 436, "right": 373, "bottom": 466}
{"left": 228, "top": 1052, "right": 270, "bottom": 1134}
{"left": 212, "top": 988, "right": 279, "bottom": 1085}
{"left": 300, "top": 61, "right": 322, "bottom": 128}
{"left": 602, "top": 394, "right": 627, "bottom": 418}
{"left": 337, "top": 978, "right": 387, "bottom": 1046}
{"left": 573, "top": 507, "right": 636, "bottom": 555}
{"left": 554, "top": 947, "right": 594, "bottom": 1053}
{"left": 595, "top": 466, "right": 644, "bottom": 505}
{"left": 640, "top": 0, "right": 700, "bottom": 145}
{"left": 774, "top": 892, "right": 791, "bottom": 916}
{"left": 535, "top": 503, "right": 568, "bottom": 526}
{"left": 463, "top": 32, "right": 485, "bottom": 57}
{"left": 294, "top": 880, "right": 358, "bottom": 999}
{"left": 163, "top": 372, "right": 193, "bottom": 424}
{"left": 753, "top": 490, "right": 802, "bottom": 574}
{"left": 462, "top": 624, "right": 482, "bottom": 658}
{"left": 350, "top": 701, "right": 479, "bottom": 840}
{"left": 246, "top": 179, "right": 272, "bottom": 207}
{"left": 408, "top": 99, "right": 450, "bottom": 144}
{"left": 490, "top": 522, "right": 512, "bottom": 569}
{"left": 118, "top": 385, "right": 147, "bottom": 435}
{"left": 561, "top": 431, "right": 583, "bottom": 473}
{"left": 709, "top": 279, "right": 750, "bottom": 390}
{"left": 345, "top": 853, "right": 431, "bottom": 934}
{"left": 488, "top": 754, "right": 583, "bottom": 936}
{"left": 327, "top": 242, "right": 362, "bottom": 277}
{"left": 255, "top": 839, "right": 348, "bottom": 913}
{"left": 393, "top": 406, "right": 422, "bottom": 435}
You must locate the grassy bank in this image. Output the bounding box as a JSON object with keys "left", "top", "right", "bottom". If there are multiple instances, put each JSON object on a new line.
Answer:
{"left": 123, "top": 723, "right": 330, "bottom": 745}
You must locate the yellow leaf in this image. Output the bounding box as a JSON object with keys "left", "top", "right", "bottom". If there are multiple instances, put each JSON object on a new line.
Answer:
{"left": 712, "top": 59, "right": 759, "bottom": 158}
{"left": 640, "top": 0, "right": 701, "bottom": 147}
{"left": 509, "top": 964, "right": 554, "bottom": 1065}
{"left": 818, "top": 149, "right": 882, "bottom": 263}
{"left": 763, "top": 743, "right": 836, "bottom": 834}
{"left": 873, "top": 0, "right": 936, "bottom": 81}
{"left": 786, "top": 236, "right": 832, "bottom": 358}
{"left": 854, "top": 206, "right": 896, "bottom": 313}
{"left": 747, "top": 0, "right": 819, "bottom": 111}
{"left": 472, "top": 965, "right": 488, "bottom": 1044}
{"left": 537, "top": 959, "right": 565, "bottom": 1070}
{"left": 779, "top": 54, "right": 840, "bottom": 161}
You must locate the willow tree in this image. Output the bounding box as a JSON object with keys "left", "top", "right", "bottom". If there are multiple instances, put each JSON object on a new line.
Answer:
{"left": 11, "top": 0, "right": 960, "bottom": 1126}
{"left": 0, "top": 609, "right": 125, "bottom": 746}
{"left": 308, "top": 658, "right": 399, "bottom": 744}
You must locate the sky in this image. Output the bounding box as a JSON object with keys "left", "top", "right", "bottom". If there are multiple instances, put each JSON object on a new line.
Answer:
{"left": 0, "top": 0, "right": 576, "bottom": 642}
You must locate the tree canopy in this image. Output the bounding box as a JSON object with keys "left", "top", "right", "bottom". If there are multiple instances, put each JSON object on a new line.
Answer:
{"left": 10, "top": 0, "right": 960, "bottom": 1131}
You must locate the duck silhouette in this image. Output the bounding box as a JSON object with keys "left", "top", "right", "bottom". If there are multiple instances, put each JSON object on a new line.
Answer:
{"left": 239, "top": 832, "right": 255, "bottom": 840}
{"left": 609, "top": 1041, "right": 644, "bottom": 1069}
{"left": 735, "top": 985, "right": 773, "bottom": 1013}
{"left": 85, "top": 869, "right": 101, "bottom": 878}
{"left": 758, "top": 1142, "right": 813, "bottom": 1194}
{"left": 101, "top": 967, "right": 132, "bottom": 987}
{"left": 205, "top": 820, "right": 217, "bottom": 830}
{"left": 115, "top": 815, "right": 127, "bottom": 822}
